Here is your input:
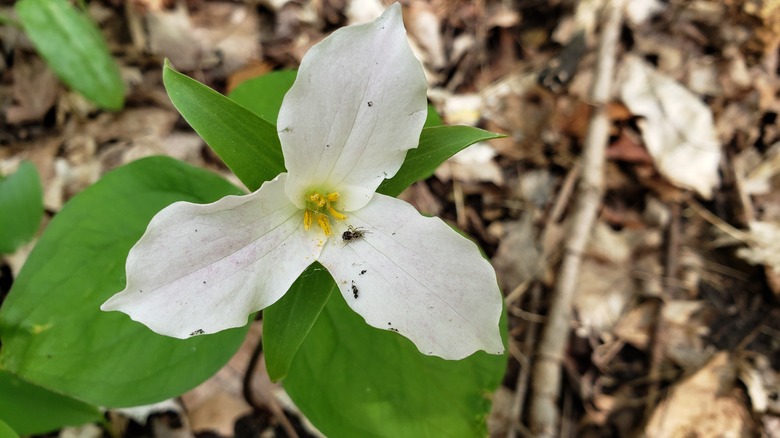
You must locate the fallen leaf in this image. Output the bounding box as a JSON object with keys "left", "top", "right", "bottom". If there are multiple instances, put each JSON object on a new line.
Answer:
{"left": 619, "top": 56, "right": 721, "bottom": 199}
{"left": 646, "top": 352, "right": 753, "bottom": 437}
{"left": 6, "top": 55, "right": 59, "bottom": 125}
{"left": 737, "top": 221, "right": 780, "bottom": 275}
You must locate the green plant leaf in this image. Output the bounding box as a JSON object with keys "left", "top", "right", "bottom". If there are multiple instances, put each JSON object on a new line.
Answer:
{"left": 0, "top": 370, "right": 101, "bottom": 435}
{"left": 0, "top": 418, "right": 17, "bottom": 438}
{"left": 284, "top": 286, "right": 508, "bottom": 437}
{"left": 377, "top": 125, "right": 504, "bottom": 197}
{"left": 15, "top": 0, "right": 124, "bottom": 110}
{"left": 163, "top": 61, "right": 284, "bottom": 191}
{"left": 0, "top": 156, "right": 249, "bottom": 407}
{"left": 0, "top": 162, "right": 43, "bottom": 254}
{"left": 228, "top": 70, "right": 297, "bottom": 124}
{"left": 263, "top": 264, "right": 333, "bottom": 381}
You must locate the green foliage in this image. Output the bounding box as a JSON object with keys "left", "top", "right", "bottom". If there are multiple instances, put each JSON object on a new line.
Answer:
{"left": 286, "top": 290, "right": 507, "bottom": 437}
{"left": 0, "top": 162, "right": 43, "bottom": 254}
{"left": 0, "top": 370, "right": 102, "bottom": 435}
{"left": 0, "top": 419, "right": 18, "bottom": 438}
{"left": 0, "top": 157, "right": 248, "bottom": 407}
{"left": 263, "top": 264, "right": 333, "bottom": 381}
{"left": 377, "top": 125, "right": 503, "bottom": 197}
{"left": 15, "top": 0, "right": 124, "bottom": 110}
{"left": 228, "top": 70, "right": 297, "bottom": 123}
{"left": 163, "top": 61, "right": 284, "bottom": 191}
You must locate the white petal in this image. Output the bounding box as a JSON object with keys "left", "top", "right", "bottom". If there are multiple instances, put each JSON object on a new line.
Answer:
{"left": 278, "top": 3, "right": 427, "bottom": 211}
{"left": 318, "top": 194, "right": 504, "bottom": 359}
{"left": 101, "top": 174, "right": 322, "bottom": 338}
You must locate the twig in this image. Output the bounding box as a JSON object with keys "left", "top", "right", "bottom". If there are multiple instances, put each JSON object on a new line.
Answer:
{"left": 528, "top": 1, "right": 625, "bottom": 436}
{"left": 508, "top": 284, "right": 542, "bottom": 438}
{"left": 242, "top": 322, "right": 300, "bottom": 438}
{"left": 644, "top": 202, "right": 682, "bottom": 421}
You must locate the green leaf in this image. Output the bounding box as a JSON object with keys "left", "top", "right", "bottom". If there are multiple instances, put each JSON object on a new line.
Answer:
{"left": 0, "top": 162, "right": 43, "bottom": 254}
{"left": 163, "top": 61, "right": 284, "bottom": 191}
{"left": 377, "top": 125, "right": 504, "bottom": 197}
{"left": 263, "top": 264, "right": 333, "bottom": 381}
{"left": 0, "top": 419, "right": 18, "bottom": 438}
{"left": 0, "top": 370, "right": 101, "bottom": 435}
{"left": 0, "top": 157, "right": 249, "bottom": 407}
{"left": 284, "top": 287, "right": 508, "bottom": 437}
{"left": 228, "top": 70, "right": 297, "bottom": 124}
{"left": 15, "top": 0, "right": 124, "bottom": 110}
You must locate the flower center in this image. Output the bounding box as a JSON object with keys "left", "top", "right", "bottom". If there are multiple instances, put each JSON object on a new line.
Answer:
{"left": 303, "top": 191, "right": 346, "bottom": 236}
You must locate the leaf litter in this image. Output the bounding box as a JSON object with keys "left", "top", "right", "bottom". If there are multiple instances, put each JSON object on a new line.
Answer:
{"left": 1, "top": 0, "right": 780, "bottom": 436}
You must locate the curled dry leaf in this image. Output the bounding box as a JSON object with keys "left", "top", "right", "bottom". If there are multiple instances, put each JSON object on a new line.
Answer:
{"left": 619, "top": 56, "right": 721, "bottom": 199}
{"left": 646, "top": 352, "right": 753, "bottom": 437}
{"left": 737, "top": 221, "right": 780, "bottom": 275}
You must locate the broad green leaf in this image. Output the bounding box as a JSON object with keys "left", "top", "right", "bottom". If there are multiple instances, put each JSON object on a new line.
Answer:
{"left": 15, "top": 0, "right": 124, "bottom": 110}
{"left": 0, "top": 162, "right": 43, "bottom": 254}
{"left": 285, "top": 287, "right": 508, "bottom": 437}
{"left": 377, "top": 125, "right": 504, "bottom": 197}
{"left": 163, "top": 61, "right": 284, "bottom": 191}
{"left": 0, "top": 370, "right": 101, "bottom": 435}
{"left": 228, "top": 70, "right": 297, "bottom": 124}
{"left": 424, "top": 104, "right": 443, "bottom": 127}
{"left": 263, "top": 264, "right": 333, "bottom": 381}
{"left": 0, "top": 156, "right": 249, "bottom": 407}
{"left": 0, "top": 419, "right": 17, "bottom": 438}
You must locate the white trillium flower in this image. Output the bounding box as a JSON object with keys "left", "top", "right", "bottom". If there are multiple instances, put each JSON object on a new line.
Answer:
{"left": 101, "top": 4, "right": 504, "bottom": 360}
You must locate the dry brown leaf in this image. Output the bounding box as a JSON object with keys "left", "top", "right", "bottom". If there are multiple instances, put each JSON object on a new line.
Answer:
{"left": 6, "top": 55, "right": 59, "bottom": 125}
{"left": 434, "top": 143, "right": 503, "bottom": 185}
{"left": 145, "top": 4, "right": 200, "bottom": 71}
{"left": 737, "top": 221, "right": 780, "bottom": 275}
{"left": 646, "top": 352, "right": 753, "bottom": 437}
{"left": 406, "top": 1, "right": 445, "bottom": 69}
{"left": 660, "top": 300, "right": 713, "bottom": 369}
{"left": 491, "top": 215, "right": 543, "bottom": 293}
{"left": 619, "top": 56, "right": 722, "bottom": 199}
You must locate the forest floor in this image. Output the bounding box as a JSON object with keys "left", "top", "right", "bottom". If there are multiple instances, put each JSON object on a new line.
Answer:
{"left": 1, "top": 0, "right": 780, "bottom": 437}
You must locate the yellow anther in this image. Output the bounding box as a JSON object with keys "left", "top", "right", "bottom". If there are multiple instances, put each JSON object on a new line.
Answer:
{"left": 309, "top": 193, "right": 326, "bottom": 207}
{"left": 316, "top": 214, "right": 332, "bottom": 236}
{"left": 328, "top": 205, "right": 347, "bottom": 220}
{"left": 303, "top": 190, "right": 346, "bottom": 235}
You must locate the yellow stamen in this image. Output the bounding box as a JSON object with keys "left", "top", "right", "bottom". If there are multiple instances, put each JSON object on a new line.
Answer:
{"left": 316, "top": 214, "right": 332, "bottom": 236}
{"left": 303, "top": 190, "right": 347, "bottom": 235}
{"left": 309, "top": 193, "right": 326, "bottom": 207}
{"left": 328, "top": 205, "right": 347, "bottom": 220}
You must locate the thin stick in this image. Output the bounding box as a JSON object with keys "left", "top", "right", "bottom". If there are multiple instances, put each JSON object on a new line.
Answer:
{"left": 528, "top": 1, "right": 625, "bottom": 436}
{"left": 508, "top": 283, "right": 542, "bottom": 438}
{"left": 242, "top": 323, "right": 300, "bottom": 438}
